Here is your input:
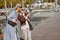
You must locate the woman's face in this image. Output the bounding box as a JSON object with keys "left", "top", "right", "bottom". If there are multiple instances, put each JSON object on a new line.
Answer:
{"left": 18, "top": 7, "right": 21, "bottom": 11}
{"left": 17, "top": 7, "right": 22, "bottom": 12}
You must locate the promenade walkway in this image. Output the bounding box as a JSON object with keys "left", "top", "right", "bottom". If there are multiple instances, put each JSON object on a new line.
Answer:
{"left": 32, "top": 13, "right": 60, "bottom": 40}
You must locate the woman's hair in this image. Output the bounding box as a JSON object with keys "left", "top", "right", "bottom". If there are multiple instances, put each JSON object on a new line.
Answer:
{"left": 18, "top": 10, "right": 23, "bottom": 14}
{"left": 15, "top": 6, "right": 22, "bottom": 10}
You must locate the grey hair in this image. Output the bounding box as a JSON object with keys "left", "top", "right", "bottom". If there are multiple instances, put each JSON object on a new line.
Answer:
{"left": 14, "top": 4, "right": 21, "bottom": 10}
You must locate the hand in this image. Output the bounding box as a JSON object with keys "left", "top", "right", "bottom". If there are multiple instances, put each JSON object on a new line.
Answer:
{"left": 12, "top": 19, "right": 16, "bottom": 22}
{"left": 14, "top": 21, "right": 18, "bottom": 24}
{"left": 12, "top": 19, "right": 18, "bottom": 24}
{"left": 26, "top": 13, "right": 30, "bottom": 17}
{"left": 27, "top": 18, "right": 30, "bottom": 22}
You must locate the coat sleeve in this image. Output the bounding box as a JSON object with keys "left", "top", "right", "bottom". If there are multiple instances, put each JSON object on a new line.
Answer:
{"left": 7, "top": 11, "right": 16, "bottom": 21}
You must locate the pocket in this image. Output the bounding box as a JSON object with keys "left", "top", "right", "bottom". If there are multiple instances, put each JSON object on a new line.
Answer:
{"left": 8, "top": 20, "right": 17, "bottom": 27}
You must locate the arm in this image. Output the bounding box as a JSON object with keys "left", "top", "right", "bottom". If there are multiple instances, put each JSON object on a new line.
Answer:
{"left": 25, "top": 16, "right": 30, "bottom": 22}
{"left": 8, "top": 11, "right": 18, "bottom": 24}
{"left": 8, "top": 11, "right": 15, "bottom": 21}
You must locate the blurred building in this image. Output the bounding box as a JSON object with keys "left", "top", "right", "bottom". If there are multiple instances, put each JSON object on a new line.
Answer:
{"left": 42, "top": 0, "right": 60, "bottom": 5}
{"left": 31, "top": 0, "right": 60, "bottom": 9}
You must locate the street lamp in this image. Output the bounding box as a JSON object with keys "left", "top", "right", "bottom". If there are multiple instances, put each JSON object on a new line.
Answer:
{"left": 4, "top": 0, "right": 8, "bottom": 20}
{"left": 10, "top": 0, "right": 12, "bottom": 9}
{"left": 55, "top": 0, "right": 58, "bottom": 8}
{"left": 22, "top": 0, "right": 24, "bottom": 8}
{"left": 4, "top": 0, "right": 7, "bottom": 9}
{"left": 55, "top": 0, "right": 58, "bottom": 11}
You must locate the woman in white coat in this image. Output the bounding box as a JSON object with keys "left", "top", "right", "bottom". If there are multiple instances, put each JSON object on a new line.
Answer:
{"left": 3, "top": 6, "right": 21, "bottom": 40}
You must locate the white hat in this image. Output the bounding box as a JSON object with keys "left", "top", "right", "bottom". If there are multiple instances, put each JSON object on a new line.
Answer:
{"left": 16, "top": 4, "right": 21, "bottom": 7}
{"left": 14, "top": 4, "right": 21, "bottom": 9}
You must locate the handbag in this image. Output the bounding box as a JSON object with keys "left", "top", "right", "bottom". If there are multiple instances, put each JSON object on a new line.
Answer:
{"left": 18, "top": 14, "right": 26, "bottom": 23}
{"left": 8, "top": 20, "right": 17, "bottom": 27}
{"left": 28, "top": 21, "right": 33, "bottom": 31}
{"left": 18, "top": 14, "right": 26, "bottom": 26}
{"left": 20, "top": 37, "right": 24, "bottom": 40}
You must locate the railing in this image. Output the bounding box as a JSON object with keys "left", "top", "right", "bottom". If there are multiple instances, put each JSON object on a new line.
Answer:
{"left": 0, "top": 8, "right": 13, "bottom": 12}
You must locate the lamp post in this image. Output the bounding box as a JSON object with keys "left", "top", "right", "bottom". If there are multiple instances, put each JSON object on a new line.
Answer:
{"left": 10, "top": 0, "right": 12, "bottom": 9}
{"left": 4, "top": 0, "right": 7, "bottom": 9}
{"left": 22, "top": 0, "right": 24, "bottom": 8}
{"left": 4, "top": 0, "right": 8, "bottom": 20}
{"left": 55, "top": 0, "right": 58, "bottom": 11}
{"left": 55, "top": 0, "right": 58, "bottom": 8}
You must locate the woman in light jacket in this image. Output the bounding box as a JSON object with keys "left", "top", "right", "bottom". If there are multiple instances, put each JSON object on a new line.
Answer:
{"left": 3, "top": 6, "right": 21, "bottom": 40}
